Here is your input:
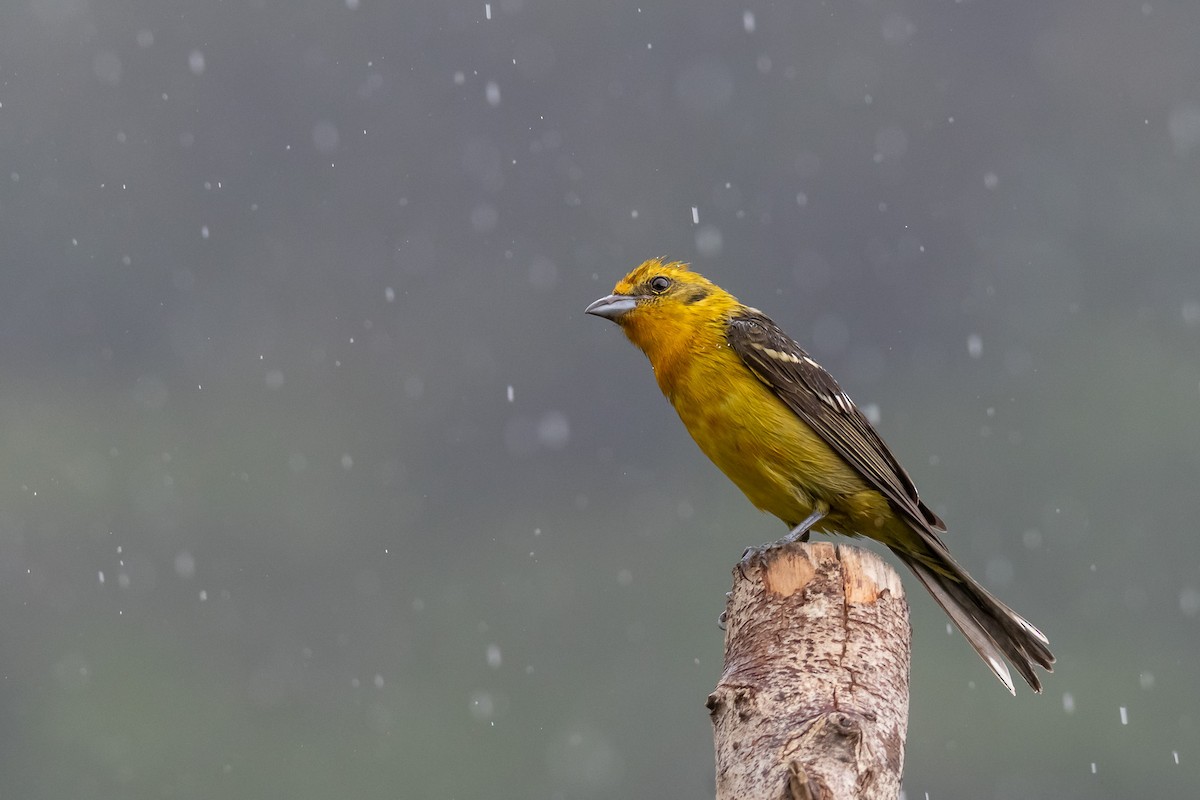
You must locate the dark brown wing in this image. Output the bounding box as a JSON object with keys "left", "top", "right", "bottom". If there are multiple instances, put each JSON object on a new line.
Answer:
{"left": 728, "top": 309, "right": 1056, "bottom": 693}
{"left": 726, "top": 309, "right": 946, "bottom": 535}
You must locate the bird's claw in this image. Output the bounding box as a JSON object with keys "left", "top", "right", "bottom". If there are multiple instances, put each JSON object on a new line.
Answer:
{"left": 737, "top": 543, "right": 770, "bottom": 579}
{"left": 740, "top": 543, "right": 774, "bottom": 562}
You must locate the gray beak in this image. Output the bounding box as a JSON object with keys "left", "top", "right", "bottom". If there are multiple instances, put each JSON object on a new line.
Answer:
{"left": 585, "top": 294, "right": 638, "bottom": 321}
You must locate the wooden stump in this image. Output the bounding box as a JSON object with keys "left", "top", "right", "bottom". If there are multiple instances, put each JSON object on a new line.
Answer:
{"left": 708, "top": 542, "right": 910, "bottom": 800}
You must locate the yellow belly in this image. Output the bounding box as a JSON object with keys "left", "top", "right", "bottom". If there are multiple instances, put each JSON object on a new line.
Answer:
{"left": 661, "top": 348, "right": 888, "bottom": 536}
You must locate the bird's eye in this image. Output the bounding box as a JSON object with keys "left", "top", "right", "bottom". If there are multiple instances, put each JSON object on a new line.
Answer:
{"left": 649, "top": 276, "right": 671, "bottom": 293}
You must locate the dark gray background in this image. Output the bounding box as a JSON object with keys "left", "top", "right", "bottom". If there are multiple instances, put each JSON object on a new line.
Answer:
{"left": 1, "top": 1, "right": 1198, "bottom": 797}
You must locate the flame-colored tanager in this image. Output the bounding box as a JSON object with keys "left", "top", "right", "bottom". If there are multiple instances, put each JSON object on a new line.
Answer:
{"left": 586, "top": 259, "right": 1054, "bottom": 694}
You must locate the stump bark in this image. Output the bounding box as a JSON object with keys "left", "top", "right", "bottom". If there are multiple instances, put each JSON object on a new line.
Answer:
{"left": 708, "top": 542, "right": 910, "bottom": 800}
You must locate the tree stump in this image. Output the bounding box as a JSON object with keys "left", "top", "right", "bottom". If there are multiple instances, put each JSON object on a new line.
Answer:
{"left": 708, "top": 542, "right": 910, "bottom": 800}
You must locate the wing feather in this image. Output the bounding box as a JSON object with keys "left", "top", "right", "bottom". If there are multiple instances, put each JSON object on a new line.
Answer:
{"left": 726, "top": 310, "right": 946, "bottom": 536}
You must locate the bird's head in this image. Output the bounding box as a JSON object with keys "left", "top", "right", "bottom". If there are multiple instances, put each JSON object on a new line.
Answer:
{"left": 585, "top": 259, "right": 738, "bottom": 354}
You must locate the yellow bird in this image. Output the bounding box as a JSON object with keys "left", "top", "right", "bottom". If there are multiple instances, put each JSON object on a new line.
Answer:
{"left": 586, "top": 259, "right": 1054, "bottom": 693}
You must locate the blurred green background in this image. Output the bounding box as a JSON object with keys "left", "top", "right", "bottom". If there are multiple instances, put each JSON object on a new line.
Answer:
{"left": 1, "top": 0, "right": 1198, "bottom": 797}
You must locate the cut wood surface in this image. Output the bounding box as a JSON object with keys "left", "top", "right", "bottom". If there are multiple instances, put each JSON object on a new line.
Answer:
{"left": 708, "top": 542, "right": 911, "bottom": 800}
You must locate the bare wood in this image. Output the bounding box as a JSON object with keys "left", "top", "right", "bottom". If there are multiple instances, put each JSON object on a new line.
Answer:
{"left": 708, "top": 542, "right": 910, "bottom": 800}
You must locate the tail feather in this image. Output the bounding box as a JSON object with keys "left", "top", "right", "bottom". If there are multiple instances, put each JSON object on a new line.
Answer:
{"left": 895, "top": 549, "right": 1055, "bottom": 694}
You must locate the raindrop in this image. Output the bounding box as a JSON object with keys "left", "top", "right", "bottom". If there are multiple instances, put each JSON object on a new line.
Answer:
{"left": 695, "top": 225, "right": 722, "bottom": 258}
{"left": 174, "top": 551, "right": 196, "bottom": 578}
{"left": 469, "top": 690, "right": 495, "bottom": 720}
{"left": 536, "top": 411, "right": 570, "bottom": 449}
{"left": 188, "top": 49, "right": 206, "bottom": 76}
{"left": 862, "top": 403, "right": 881, "bottom": 425}
{"left": 1180, "top": 586, "right": 1200, "bottom": 616}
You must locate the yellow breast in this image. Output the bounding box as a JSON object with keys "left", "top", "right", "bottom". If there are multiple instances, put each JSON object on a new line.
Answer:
{"left": 655, "top": 340, "right": 868, "bottom": 525}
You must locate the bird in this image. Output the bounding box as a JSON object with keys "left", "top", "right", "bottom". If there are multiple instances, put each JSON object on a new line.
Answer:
{"left": 585, "top": 258, "right": 1054, "bottom": 694}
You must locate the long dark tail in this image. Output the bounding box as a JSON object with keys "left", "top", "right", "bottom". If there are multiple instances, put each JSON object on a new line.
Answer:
{"left": 891, "top": 545, "right": 1055, "bottom": 694}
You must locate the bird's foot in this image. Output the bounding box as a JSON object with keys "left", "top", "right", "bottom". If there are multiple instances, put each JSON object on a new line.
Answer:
{"left": 739, "top": 530, "right": 811, "bottom": 562}
{"left": 740, "top": 542, "right": 769, "bottom": 562}
{"left": 737, "top": 543, "right": 770, "bottom": 578}
{"left": 777, "top": 529, "right": 813, "bottom": 546}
